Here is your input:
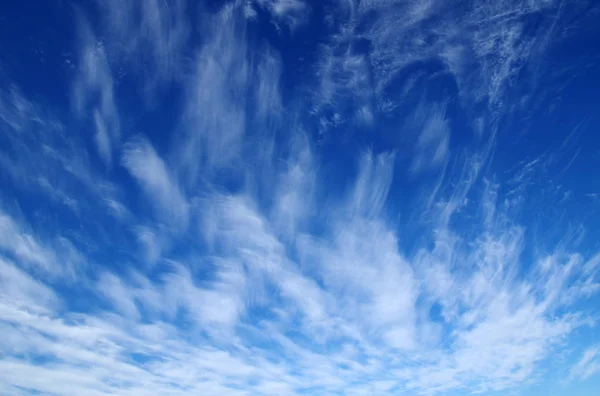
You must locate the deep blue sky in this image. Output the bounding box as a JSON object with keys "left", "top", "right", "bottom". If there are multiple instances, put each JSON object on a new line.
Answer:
{"left": 1, "top": 0, "right": 600, "bottom": 395}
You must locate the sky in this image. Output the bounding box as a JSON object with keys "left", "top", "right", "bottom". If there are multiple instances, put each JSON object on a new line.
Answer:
{"left": 1, "top": 0, "right": 600, "bottom": 395}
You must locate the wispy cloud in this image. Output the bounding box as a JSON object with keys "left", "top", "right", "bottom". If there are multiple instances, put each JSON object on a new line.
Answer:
{"left": 72, "top": 15, "right": 120, "bottom": 166}
{"left": 122, "top": 136, "right": 189, "bottom": 230}
{"left": 254, "top": 0, "right": 309, "bottom": 30}
{"left": 176, "top": 2, "right": 250, "bottom": 178}
{"left": 570, "top": 346, "right": 600, "bottom": 381}
{"left": 3, "top": 148, "right": 597, "bottom": 394}
{"left": 1, "top": 0, "right": 599, "bottom": 395}
{"left": 164, "top": 261, "right": 246, "bottom": 334}
{"left": 0, "top": 258, "right": 59, "bottom": 314}
{"left": 271, "top": 133, "right": 315, "bottom": 240}
{"left": 311, "top": 0, "right": 589, "bottom": 138}
{"left": 95, "top": 0, "right": 190, "bottom": 95}
{"left": 175, "top": 1, "right": 286, "bottom": 183}
{"left": 300, "top": 155, "right": 419, "bottom": 351}
{"left": 0, "top": 209, "right": 56, "bottom": 274}
{"left": 312, "top": 31, "right": 374, "bottom": 132}
{"left": 0, "top": 84, "right": 76, "bottom": 211}
{"left": 409, "top": 101, "right": 450, "bottom": 174}
{"left": 0, "top": 208, "right": 86, "bottom": 279}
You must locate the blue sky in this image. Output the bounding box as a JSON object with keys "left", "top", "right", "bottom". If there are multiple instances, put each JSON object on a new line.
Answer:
{"left": 1, "top": 0, "right": 600, "bottom": 395}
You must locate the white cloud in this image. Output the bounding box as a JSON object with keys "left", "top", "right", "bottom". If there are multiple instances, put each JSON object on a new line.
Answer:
{"left": 0, "top": 210, "right": 56, "bottom": 274}
{"left": 0, "top": 84, "right": 76, "bottom": 211}
{"left": 96, "top": 0, "right": 190, "bottom": 93}
{"left": 122, "top": 136, "right": 189, "bottom": 230}
{"left": 409, "top": 102, "right": 450, "bottom": 174}
{"left": 133, "top": 224, "right": 167, "bottom": 265}
{"left": 0, "top": 80, "right": 130, "bottom": 269}
{"left": 0, "top": 208, "right": 88, "bottom": 280}
{"left": 299, "top": 151, "right": 418, "bottom": 350}
{"left": 570, "top": 345, "right": 600, "bottom": 381}
{"left": 350, "top": 151, "right": 395, "bottom": 217}
{"left": 0, "top": 258, "right": 59, "bottom": 314}
{"left": 254, "top": 47, "right": 284, "bottom": 124}
{"left": 72, "top": 16, "right": 120, "bottom": 166}
{"left": 255, "top": 0, "right": 309, "bottom": 30}
{"left": 1, "top": 168, "right": 599, "bottom": 394}
{"left": 312, "top": 38, "right": 374, "bottom": 132}
{"left": 197, "top": 192, "right": 332, "bottom": 331}
{"left": 310, "top": 0, "right": 581, "bottom": 137}
{"left": 92, "top": 109, "right": 113, "bottom": 165}
{"left": 1, "top": 1, "right": 599, "bottom": 395}
{"left": 271, "top": 133, "right": 314, "bottom": 240}
{"left": 163, "top": 262, "right": 246, "bottom": 334}
{"left": 176, "top": 1, "right": 284, "bottom": 181}
{"left": 103, "top": 198, "right": 131, "bottom": 220}
{"left": 97, "top": 272, "right": 140, "bottom": 320}
{"left": 0, "top": 85, "right": 56, "bottom": 132}
{"left": 175, "top": 2, "right": 248, "bottom": 179}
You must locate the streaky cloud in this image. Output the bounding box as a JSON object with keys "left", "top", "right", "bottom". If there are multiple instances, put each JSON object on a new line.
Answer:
{"left": 1, "top": 0, "right": 599, "bottom": 395}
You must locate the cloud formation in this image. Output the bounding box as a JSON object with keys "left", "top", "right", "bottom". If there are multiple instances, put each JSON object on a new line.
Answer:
{"left": 571, "top": 346, "right": 600, "bottom": 381}
{"left": 1, "top": 0, "right": 599, "bottom": 395}
{"left": 72, "top": 15, "right": 120, "bottom": 166}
